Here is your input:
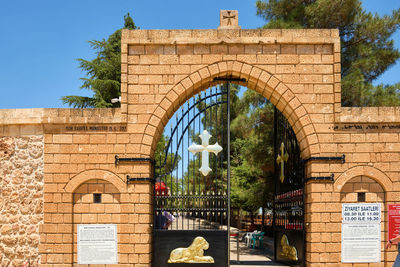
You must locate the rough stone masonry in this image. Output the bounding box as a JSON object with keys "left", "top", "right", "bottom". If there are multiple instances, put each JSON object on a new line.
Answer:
{"left": 0, "top": 136, "right": 43, "bottom": 266}
{"left": 1, "top": 10, "right": 400, "bottom": 267}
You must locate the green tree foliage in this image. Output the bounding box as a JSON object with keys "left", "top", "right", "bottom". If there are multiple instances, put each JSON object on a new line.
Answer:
{"left": 230, "top": 90, "right": 274, "bottom": 214}
{"left": 256, "top": 0, "right": 400, "bottom": 106}
{"left": 61, "top": 13, "right": 137, "bottom": 108}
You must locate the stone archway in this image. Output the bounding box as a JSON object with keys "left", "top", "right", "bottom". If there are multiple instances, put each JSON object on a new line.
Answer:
{"left": 119, "top": 18, "right": 342, "bottom": 266}
{"left": 146, "top": 61, "right": 319, "bottom": 161}
{"left": 334, "top": 165, "right": 393, "bottom": 193}
{"left": 64, "top": 169, "right": 127, "bottom": 194}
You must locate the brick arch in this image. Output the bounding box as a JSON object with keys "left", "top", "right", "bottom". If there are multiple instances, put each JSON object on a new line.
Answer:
{"left": 64, "top": 169, "right": 127, "bottom": 193}
{"left": 145, "top": 60, "right": 319, "bottom": 159}
{"left": 334, "top": 165, "right": 393, "bottom": 193}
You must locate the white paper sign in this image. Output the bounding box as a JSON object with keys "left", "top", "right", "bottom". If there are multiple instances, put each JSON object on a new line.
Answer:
{"left": 78, "top": 224, "right": 118, "bottom": 264}
{"left": 341, "top": 203, "right": 381, "bottom": 263}
{"left": 342, "top": 203, "right": 381, "bottom": 223}
{"left": 341, "top": 224, "right": 381, "bottom": 263}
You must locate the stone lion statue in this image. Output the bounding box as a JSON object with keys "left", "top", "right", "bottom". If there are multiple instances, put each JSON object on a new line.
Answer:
{"left": 168, "top": 236, "right": 215, "bottom": 263}
{"left": 280, "top": 234, "right": 298, "bottom": 261}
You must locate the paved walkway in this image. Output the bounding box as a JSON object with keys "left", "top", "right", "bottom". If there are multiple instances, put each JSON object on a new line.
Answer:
{"left": 229, "top": 236, "right": 288, "bottom": 267}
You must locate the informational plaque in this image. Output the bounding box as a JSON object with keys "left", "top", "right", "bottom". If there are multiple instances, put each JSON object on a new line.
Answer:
{"left": 78, "top": 224, "right": 118, "bottom": 264}
{"left": 342, "top": 203, "right": 381, "bottom": 223}
{"left": 341, "top": 203, "right": 381, "bottom": 263}
{"left": 341, "top": 224, "right": 381, "bottom": 262}
{"left": 388, "top": 204, "right": 400, "bottom": 239}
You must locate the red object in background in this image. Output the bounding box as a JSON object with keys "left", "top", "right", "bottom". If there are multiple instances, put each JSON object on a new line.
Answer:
{"left": 154, "top": 181, "right": 169, "bottom": 195}
{"left": 248, "top": 223, "right": 257, "bottom": 232}
{"left": 388, "top": 204, "right": 400, "bottom": 240}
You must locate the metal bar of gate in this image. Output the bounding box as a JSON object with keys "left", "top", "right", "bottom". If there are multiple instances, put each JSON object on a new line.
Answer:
{"left": 237, "top": 231, "right": 240, "bottom": 263}
{"left": 227, "top": 82, "right": 231, "bottom": 266}
{"left": 273, "top": 107, "right": 277, "bottom": 262}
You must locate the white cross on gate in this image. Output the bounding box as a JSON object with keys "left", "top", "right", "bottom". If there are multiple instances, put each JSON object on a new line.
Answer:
{"left": 276, "top": 142, "right": 289, "bottom": 183}
{"left": 188, "top": 130, "right": 223, "bottom": 176}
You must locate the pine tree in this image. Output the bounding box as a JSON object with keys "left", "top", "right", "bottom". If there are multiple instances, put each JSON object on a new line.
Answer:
{"left": 61, "top": 13, "right": 137, "bottom": 108}
{"left": 256, "top": 0, "right": 400, "bottom": 106}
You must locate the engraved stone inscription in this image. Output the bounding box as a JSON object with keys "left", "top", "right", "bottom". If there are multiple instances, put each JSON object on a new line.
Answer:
{"left": 333, "top": 124, "right": 400, "bottom": 131}
{"left": 65, "top": 125, "right": 127, "bottom": 132}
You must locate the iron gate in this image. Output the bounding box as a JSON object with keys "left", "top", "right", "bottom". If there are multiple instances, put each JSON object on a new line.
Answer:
{"left": 273, "top": 107, "right": 305, "bottom": 266}
{"left": 152, "top": 82, "right": 305, "bottom": 267}
{"left": 152, "top": 82, "right": 231, "bottom": 267}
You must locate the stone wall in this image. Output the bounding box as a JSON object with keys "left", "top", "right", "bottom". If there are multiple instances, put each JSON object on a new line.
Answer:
{"left": 0, "top": 135, "right": 44, "bottom": 267}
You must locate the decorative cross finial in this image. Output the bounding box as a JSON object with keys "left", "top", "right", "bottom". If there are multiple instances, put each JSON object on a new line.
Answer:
{"left": 276, "top": 142, "right": 289, "bottom": 183}
{"left": 218, "top": 10, "right": 240, "bottom": 30}
{"left": 223, "top": 11, "right": 236, "bottom": 25}
{"left": 188, "top": 130, "right": 223, "bottom": 176}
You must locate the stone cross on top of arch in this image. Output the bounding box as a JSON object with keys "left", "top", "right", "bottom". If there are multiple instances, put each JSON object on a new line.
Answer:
{"left": 188, "top": 130, "right": 223, "bottom": 176}
{"left": 218, "top": 10, "right": 240, "bottom": 30}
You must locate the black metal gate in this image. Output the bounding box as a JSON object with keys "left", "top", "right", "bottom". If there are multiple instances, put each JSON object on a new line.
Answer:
{"left": 152, "top": 82, "right": 231, "bottom": 267}
{"left": 152, "top": 82, "right": 305, "bottom": 267}
{"left": 273, "top": 107, "right": 305, "bottom": 266}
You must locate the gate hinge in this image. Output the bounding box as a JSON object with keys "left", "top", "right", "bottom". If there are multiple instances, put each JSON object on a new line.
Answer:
{"left": 304, "top": 174, "right": 334, "bottom": 183}
{"left": 303, "top": 154, "right": 345, "bottom": 164}
{"left": 115, "top": 155, "right": 155, "bottom": 166}
{"left": 126, "top": 175, "right": 155, "bottom": 184}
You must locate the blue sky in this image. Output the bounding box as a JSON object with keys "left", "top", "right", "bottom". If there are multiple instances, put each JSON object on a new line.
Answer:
{"left": 0, "top": 0, "right": 399, "bottom": 109}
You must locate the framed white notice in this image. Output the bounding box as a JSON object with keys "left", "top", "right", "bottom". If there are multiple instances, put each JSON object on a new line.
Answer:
{"left": 342, "top": 203, "right": 381, "bottom": 223}
{"left": 341, "top": 223, "right": 381, "bottom": 263}
{"left": 78, "top": 224, "right": 118, "bottom": 264}
{"left": 341, "top": 203, "right": 381, "bottom": 263}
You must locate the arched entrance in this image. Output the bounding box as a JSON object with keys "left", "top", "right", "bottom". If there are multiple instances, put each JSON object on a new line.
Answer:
{"left": 118, "top": 21, "right": 342, "bottom": 266}
{"left": 151, "top": 80, "right": 305, "bottom": 266}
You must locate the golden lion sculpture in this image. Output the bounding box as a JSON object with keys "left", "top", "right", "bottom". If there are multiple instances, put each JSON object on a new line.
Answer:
{"left": 168, "top": 236, "right": 214, "bottom": 263}
{"left": 280, "top": 234, "right": 298, "bottom": 261}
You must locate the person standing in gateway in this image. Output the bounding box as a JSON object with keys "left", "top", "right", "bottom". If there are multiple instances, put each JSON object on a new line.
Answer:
{"left": 386, "top": 234, "right": 400, "bottom": 266}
